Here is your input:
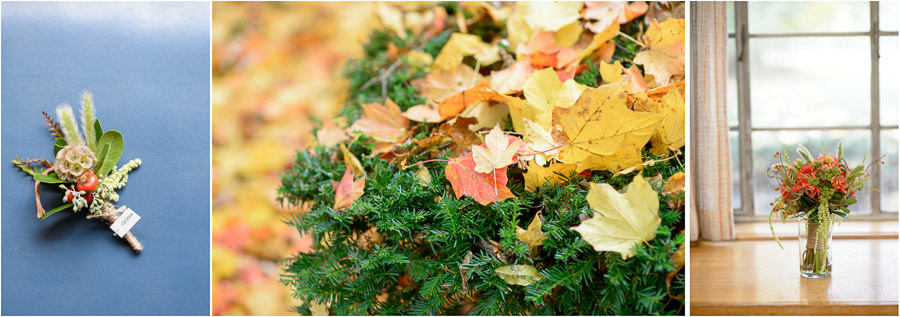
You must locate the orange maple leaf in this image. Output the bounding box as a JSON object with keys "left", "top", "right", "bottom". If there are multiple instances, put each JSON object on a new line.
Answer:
{"left": 445, "top": 152, "right": 515, "bottom": 205}
{"left": 436, "top": 81, "right": 507, "bottom": 120}
{"left": 347, "top": 98, "right": 409, "bottom": 143}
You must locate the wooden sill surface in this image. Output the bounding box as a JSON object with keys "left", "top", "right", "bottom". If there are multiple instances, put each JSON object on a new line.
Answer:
{"left": 736, "top": 220, "right": 898, "bottom": 240}
{"left": 690, "top": 239, "right": 899, "bottom": 316}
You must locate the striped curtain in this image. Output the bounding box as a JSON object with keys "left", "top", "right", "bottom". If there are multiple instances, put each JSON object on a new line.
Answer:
{"left": 690, "top": 2, "right": 735, "bottom": 242}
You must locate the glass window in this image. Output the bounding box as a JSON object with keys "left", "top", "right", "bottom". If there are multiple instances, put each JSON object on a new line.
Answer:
{"left": 727, "top": 1, "right": 735, "bottom": 34}
{"left": 729, "top": 1, "right": 896, "bottom": 220}
{"left": 881, "top": 36, "right": 898, "bottom": 126}
{"left": 749, "top": 2, "right": 870, "bottom": 34}
{"left": 749, "top": 37, "right": 870, "bottom": 128}
{"left": 881, "top": 1, "right": 898, "bottom": 32}
{"left": 727, "top": 38, "right": 738, "bottom": 127}
{"left": 882, "top": 129, "right": 898, "bottom": 212}
{"left": 730, "top": 131, "right": 742, "bottom": 209}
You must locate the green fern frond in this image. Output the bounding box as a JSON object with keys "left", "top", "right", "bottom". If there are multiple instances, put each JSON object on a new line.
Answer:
{"left": 80, "top": 91, "right": 97, "bottom": 151}
{"left": 56, "top": 103, "right": 83, "bottom": 145}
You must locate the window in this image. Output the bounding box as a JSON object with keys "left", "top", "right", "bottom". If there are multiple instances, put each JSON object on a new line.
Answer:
{"left": 727, "top": 1, "right": 899, "bottom": 221}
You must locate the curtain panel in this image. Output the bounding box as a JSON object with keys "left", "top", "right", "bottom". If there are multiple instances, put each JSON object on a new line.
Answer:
{"left": 690, "top": 1, "right": 735, "bottom": 242}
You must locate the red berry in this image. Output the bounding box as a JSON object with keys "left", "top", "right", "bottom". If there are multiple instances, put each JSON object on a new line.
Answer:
{"left": 64, "top": 191, "right": 74, "bottom": 204}
{"left": 76, "top": 172, "right": 99, "bottom": 193}
{"left": 84, "top": 194, "right": 93, "bottom": 204}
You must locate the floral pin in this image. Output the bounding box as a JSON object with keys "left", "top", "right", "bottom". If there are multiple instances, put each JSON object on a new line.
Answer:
{"left": 13, "top": 91, "right": 144, "bottom": 253}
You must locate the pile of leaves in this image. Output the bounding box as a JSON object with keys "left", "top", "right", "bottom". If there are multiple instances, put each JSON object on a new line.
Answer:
{"left": 279, "top": 1, "right": 685, "bottom": 315}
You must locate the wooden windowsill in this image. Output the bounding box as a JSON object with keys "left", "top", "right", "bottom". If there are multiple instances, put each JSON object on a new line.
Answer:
{"left": 735, "top": 220, "right": 898, "bottom": 240}
{"left": 690, "top": 239, "right": 899, "bottom": 316}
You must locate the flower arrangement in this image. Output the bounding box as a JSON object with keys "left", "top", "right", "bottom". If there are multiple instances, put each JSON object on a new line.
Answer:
{"left": 766, "top": 143, "right": 882, "bottom": 276}
{"left": 12, "top": 91, "right": 144, "bottom": 253}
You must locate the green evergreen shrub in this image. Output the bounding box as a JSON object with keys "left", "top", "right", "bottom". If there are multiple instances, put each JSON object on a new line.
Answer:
{"left": 279, "top": 2, "right": 685, "bottom": 315}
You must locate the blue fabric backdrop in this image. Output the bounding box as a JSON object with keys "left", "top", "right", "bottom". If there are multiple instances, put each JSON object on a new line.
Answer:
{"left": 2, "top": 2, "right": 210, "bottom": 315}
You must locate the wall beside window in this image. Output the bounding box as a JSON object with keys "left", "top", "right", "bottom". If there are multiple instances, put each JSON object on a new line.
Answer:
{"left": 726, "top": 1, "right": 899, "bottom": 221}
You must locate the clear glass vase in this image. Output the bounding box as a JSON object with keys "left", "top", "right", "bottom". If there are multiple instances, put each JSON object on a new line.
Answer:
{"left": 798, "top": 214, "right": 835, "bottom": 278}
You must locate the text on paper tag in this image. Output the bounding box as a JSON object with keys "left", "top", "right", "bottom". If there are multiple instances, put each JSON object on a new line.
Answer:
{"left": 110, "top": 208, "right": 141, "bottom": 238}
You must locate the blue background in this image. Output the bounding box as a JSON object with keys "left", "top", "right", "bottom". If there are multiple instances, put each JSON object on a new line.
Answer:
{"left": 2, "top": 2, "right": 210, "bottom": 315}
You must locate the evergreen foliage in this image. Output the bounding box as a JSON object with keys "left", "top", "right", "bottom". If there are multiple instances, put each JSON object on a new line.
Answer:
{"left": 279, "top": 15, "right": 685, "bottom": 317}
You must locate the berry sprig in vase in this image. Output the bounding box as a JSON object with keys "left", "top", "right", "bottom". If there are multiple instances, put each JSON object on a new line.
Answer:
{"left": 766, "top": 143, "right": 882, "bottom": 278}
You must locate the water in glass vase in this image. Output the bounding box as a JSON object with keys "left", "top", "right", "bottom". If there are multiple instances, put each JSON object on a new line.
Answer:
{"left": 798, "top": 214, "right": 834, "bottom": 278}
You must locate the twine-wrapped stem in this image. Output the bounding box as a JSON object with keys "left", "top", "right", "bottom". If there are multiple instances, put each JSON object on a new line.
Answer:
{"left": 87, "top": 205, "right": 143, "bottom": 253}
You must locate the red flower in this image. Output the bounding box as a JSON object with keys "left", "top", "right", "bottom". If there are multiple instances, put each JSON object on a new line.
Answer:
{"left": 832, "top": 172, "right": 848, "bottom": 194}
{"left": 799, "top": 165, "right": 813, "bottom": 175}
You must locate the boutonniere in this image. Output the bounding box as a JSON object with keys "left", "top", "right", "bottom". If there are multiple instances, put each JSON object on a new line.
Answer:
{"left": 13, "top": 91, "right": 144, "bottom": 253}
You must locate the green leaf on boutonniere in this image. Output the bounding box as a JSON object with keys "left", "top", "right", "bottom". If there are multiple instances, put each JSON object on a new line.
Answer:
{"left": 54, "top": 138, "right": 67, "bottom": 156}
{"left": 95, "top": 130, "right": 123, "bottom": 177}
{"left": 94, "top": 119, "right": 103, "bottom": 145}
{"left": 33, "top": 172, "right": 68, "bottom": 184}
{"left": 41, "top": 203, "right": 73, "bottom": 220}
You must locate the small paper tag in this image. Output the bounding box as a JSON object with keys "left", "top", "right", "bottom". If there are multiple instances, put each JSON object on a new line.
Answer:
{"left": 110, "top": 208, "right": 141, "bottom": 238}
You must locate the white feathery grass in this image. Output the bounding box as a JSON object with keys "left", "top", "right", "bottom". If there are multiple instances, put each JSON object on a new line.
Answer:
{"left": 56, "top": 103, "right": 84, "bottom": 145}
{"left": 80, "top": 91, "right": 97, "bottom": 151}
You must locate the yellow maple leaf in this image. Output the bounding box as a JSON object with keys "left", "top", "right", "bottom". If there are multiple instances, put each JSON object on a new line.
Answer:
{"left": 552, "top": 81, "right": 662, "bottom": 172}
{"left": 339, "top": 143, "right": 365, "bottom": 176}
{"left": 488, "top": 59, "right": 533, "bottom": 95}
{"left": 415, "top": 165, "right": 432, "bottom": 187}
{"left": 316, "top": 118, "right": 349, "bottom": 147}
{"left": 524, "top": 160, "right": 578, "bottom": 192}
{"left": 473, "top": 124, "right": 522, "bottom": 173}
{"left": 347, "top": 98, "right": 409, "bottom": 143}
{"left": 508, "top": 67, "right": 587, "bottom": 134}
{"left": 495, "top": 264, "right": 544, "bottom": 286}
{"left": 521, "top": 1, "right": 583, "bottom": 32}
{"left": 459, "top": 101, "right": 509, "bottom": 131}
{"left": 600, "top": 60, "right": 625, "bottom": 84}
{"left": 433, "top": 33, "right": 500, "bottom": 72}
{"left": 633, "top": 18, "right": 685, "bottom": 84}
{"left": 413, "top": 64, "right": 483, "bottom": 102}
{"left": 516, "top": 212, "right": 548, "bottom": 248}
{"left": 584, "top": 1, "right": 649, "bottom": 33}
{"left": 574, "top": 21, "right": 620, "bottom": 67}
{"left": 402, "top": 101, "right": 442, "bottom": 123}
{"left": 522, "top": 118, "right": 560, "bottom": 166}
{"left": 571, "top": 174, "right": 661, "bottom": 260}
{"left": 505, "top": 9, "right": 533, "bottom": 49}
{"left": 554, "top": 21, "right": 584, "bottom": 47}
{"left": 634, "top": 88, "right": 685, "bottom": 155}
{"left": 376, "top": 3, "right": 406, "bottom": 39}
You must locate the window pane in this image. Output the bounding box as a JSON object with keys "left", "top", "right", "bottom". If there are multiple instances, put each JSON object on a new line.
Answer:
{"left": 882, "top": 1, "right": 898, "bottom": 32}
{"left": 727, "top": 1, "right": 735, "bottom": 34}
{"left": 730, "top": 131, "right": 742, "bottom": 210}
{"left": 882, "top": 36, "right": 898, "bottom": 126}
{"left": 882, "top": 129, "right": 898, "bottom": 212}
{"left": 749, "top": 37, "right": 870, "bottom": 128}
{"left": 727, "top": 38, "right": 738, "bottom": 127}
{"left": 752, "top": 130, "right": 872, "bottom": 216}
{"left": 748, "top": 1, "right": 869, "bottom": 34}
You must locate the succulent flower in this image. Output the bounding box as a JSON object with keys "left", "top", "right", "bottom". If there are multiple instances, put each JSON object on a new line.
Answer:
{"left": 54, "top": 143, "right": 97, "bottom": 182}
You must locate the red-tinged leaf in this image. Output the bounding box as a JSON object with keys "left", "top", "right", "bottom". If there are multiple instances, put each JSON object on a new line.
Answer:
{"left": 445, "top": 152, "right": 515, "bottom": 205}
{"left": 530, "top": 51, "right": 558, "bottom": 69}
{"left": 437, "top": 81, "right": 507, "bottom": 121}
{"left": 331, "top": 166, "right": 365, "bottom": 211}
